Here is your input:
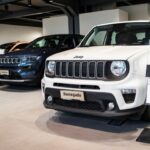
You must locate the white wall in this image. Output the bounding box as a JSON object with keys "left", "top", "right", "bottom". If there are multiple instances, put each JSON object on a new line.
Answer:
{"left": 79, "top": 9, "right": 128, "bottom": 35}
{"left": 43, "top": 16, "right": 68, "bottom": 35}
{"left": 0, "top": 24, "right": 42, "bottom": 44}
{"left": 42, "top": 9, "right": 128, "bottom": 36}
{"left": 120, "top": 4, "right": 150, "bottom": 20}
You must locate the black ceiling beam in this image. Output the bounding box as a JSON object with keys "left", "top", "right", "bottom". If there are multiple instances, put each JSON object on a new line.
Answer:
{"left": 0, "top": 6, "right": 58, "bottom": 20}
{"left": 48, "top": 0, "right": 80, "bottom": 13}
{"left": 0, "top": 18, "right": 42, "bottom": 27}
{"left": 80, "top": 0, "right": 116, "bottom": 5}
{"left": 11, "top": 1, "right": 39, "bottom": 9}
{"left": 25, "top": 10, "right": 62, "bottom": 20}
{"left": 0, "top": 0, "right": 22, "bottom": 5}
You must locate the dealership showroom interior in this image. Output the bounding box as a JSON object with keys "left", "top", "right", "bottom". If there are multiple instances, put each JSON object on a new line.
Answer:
{"left": 2, "top": 0, "right": 150, "bottom": 149}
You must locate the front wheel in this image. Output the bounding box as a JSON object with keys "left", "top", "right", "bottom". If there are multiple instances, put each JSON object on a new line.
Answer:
{"left": 142, "top": 106, "right": 150, "bottom": 121}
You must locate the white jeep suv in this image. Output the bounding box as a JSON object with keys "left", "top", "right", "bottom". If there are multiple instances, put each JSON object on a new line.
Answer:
{"left": 42, "top": 21, "right": 150, "bottom": 120}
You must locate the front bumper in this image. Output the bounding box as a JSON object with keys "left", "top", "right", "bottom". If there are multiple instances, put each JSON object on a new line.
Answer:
{"left": 41, "top": 72, "right": 148, "bottom": 117}
{"left": 0, "top": 78, "right": 33, "bottom": 83}
{"left": 0, "top": 66, "right": 40, "bottom": 84}
{"left": 43, "top": 88, "right": 144, "bottom": 117}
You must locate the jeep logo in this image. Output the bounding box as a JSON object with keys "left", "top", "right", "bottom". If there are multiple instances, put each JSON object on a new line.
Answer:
{"left": 73, "top": 56, "right": 83, "bottom": 59}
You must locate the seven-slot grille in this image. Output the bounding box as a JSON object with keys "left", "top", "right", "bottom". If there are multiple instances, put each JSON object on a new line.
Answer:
{"left": 55, "top": 61, "right": 105, "bottom": 79}
{"left": 0, "top": 57, "right": 21, "bottom": 64}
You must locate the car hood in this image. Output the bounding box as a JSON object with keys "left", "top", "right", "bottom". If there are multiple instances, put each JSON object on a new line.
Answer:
{"left": 48, "top": 46, "right": 150, "bottom": 61}
{"left": 1, "top": 48, "right": 44, "bottom": 56}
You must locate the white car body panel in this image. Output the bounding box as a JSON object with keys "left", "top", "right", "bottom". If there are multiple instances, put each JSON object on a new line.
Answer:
{"left": 146, "top": 79, "right": 150, "bottom": 104}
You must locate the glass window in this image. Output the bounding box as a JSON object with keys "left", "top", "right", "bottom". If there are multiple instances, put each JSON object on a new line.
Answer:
{"left": 75, "top": 35, "right": 84, "bottom": 45}
{"left": 84, "top": 30, "right": 107, "bottom": 46}
{"left": 31, "top": 39, "right": 47, "bottom": 48}
{"left": 27, "top": 35, "right": 62, "bottom": 49}
{"left": 12, "top": 43, "right": 28, "bottom": 52}
{"left": 80, "top": 23, "right": 150, "bottom": 46}
{"left": 136, "top": 32, "right": 146, "bottom": 40}
{"left": 0, "top": 43, "right": 14, "bottom": 50}
{"left": 111, "top": 32, "right": 117, "bottom": 45}
{"left": 61, "top": 37, "right": 75, "bottom": 49}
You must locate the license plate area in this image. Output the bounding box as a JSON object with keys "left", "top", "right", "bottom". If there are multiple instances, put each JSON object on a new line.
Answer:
{"left": 60, "top": 90, "right": 85, "bottom": 101}
{"left": 0, "top": 70, "right": 9, "bottom": 76}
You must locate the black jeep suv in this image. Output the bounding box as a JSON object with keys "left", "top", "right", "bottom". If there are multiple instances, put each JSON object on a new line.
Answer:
{"left": 0, "top": 34, "right": 84, "bottom": 85}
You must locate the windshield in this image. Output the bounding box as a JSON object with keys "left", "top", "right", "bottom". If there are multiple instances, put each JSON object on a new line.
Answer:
{"left": 27, "top": 35, "right": 63, "bottom": 49}
{"left": 11, "top": 43, "right": 28, "bottom": 52}
{"left": 80, "top": 22, "right": 150, "bottom": 47}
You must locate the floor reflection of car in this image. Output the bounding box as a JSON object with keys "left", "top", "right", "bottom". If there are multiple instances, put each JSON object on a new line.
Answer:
{"left": 0, "top": 41, "right": 29, "bottom": 55}
{"left": 0, "top": 34, "right": 84, "bottom": 85}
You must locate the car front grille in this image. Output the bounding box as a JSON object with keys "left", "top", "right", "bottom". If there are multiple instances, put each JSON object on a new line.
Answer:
{"left": 0, "top": 57, "right": 21, "bottom": 64}
{"left": 54, "top": 98, "right": 105, "bottom": 112}
{"left": 55, "top": 61, "right": 105, "bottom": 79}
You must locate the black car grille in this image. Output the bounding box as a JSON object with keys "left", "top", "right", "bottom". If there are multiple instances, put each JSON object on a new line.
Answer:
{"left": 55, "top": 61, "right": 105, "bottom": 79}
{"left": 54, "top": 98, "right": 105, "bottom": 111}
{"left": 0, "top": 57, "right": 21, "bottom": 64}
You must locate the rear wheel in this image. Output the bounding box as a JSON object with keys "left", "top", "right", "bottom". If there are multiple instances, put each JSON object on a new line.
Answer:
{"left": 142, "top": 106, "right": 150, "bottom": 121}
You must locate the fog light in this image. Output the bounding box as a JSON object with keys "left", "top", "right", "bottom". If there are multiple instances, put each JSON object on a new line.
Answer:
{"left": 121, "top": 89, "right": 136, "bottom": 94}
{"left": 107, "top": 102, "right": 115, "bottom": 111}
{"left": 47, "top": 96, "right": 53, "bottom": 103}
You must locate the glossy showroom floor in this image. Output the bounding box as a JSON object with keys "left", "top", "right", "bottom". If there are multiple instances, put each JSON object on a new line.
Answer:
{"left": 0, "top": 85, "right": 150, "bottom": 150}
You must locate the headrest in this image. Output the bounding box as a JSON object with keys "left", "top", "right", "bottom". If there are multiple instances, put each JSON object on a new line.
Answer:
{"left": 116, "top": 32, "right": 137, "bottom": 45}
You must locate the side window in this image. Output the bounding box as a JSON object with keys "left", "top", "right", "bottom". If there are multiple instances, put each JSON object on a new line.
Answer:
{"left": 61, "top": 37, "right": 75, "bottom": 50}
{"left": 47, "top": 39, "right": 59, "bottom": 49}
{"left": 33, "top": 39, "right": 47, "bottom": 48}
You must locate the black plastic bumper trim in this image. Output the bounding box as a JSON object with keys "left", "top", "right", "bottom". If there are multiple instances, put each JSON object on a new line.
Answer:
{"left": 44, "top": 88, "right": 144, "bottom": 117}
{"left": 44, "top": 101, "right": 144, "bottom": 117}
{"left": 146, "top": 65, "right": 150, "bottom": 77}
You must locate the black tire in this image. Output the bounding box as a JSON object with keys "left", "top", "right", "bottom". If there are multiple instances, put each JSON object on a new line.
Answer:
{"left": 142, "top": 106, "right": 150, "bottom": 121}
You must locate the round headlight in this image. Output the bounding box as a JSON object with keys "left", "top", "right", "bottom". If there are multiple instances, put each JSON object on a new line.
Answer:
{"left": 110, "top": 61, "right": 127, "bottom": 77}
{"left": 47, "top": 61, "right": 56, "bottom": 76}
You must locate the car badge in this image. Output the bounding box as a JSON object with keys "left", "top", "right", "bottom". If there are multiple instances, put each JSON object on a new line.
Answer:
{"left": 73, "top": 56, "right": 83, "bottom": 59}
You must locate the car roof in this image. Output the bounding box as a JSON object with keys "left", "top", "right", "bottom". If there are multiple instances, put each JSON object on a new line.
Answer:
{"left": 14, "top": 41, "right": 29, "bottom": 44}
{"left": 39, "top": 34, "right": 84, "bottom": 39}
{"left": 95, "top": 20, "right": 150, "bottom": 28}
